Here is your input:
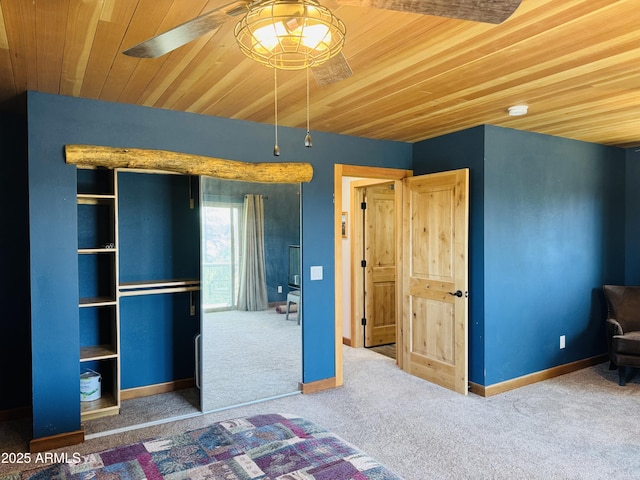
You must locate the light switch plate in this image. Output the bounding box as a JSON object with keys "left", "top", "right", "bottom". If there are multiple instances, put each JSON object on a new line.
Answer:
{"left": 310, "top": 266, "right": 323, "bottom": 281}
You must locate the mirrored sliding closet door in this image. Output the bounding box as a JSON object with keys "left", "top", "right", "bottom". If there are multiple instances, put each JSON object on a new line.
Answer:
{"left": 199, "top": 177, "right": 302, "bottom": 412}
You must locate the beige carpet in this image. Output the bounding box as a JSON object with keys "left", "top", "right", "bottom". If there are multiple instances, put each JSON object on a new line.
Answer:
{"left": 83, "top": 387, "right": 200, "bottom": 435}
{"left": 200, "top": 307, "right": 302, "bottom": 411}
{"left": 1, "top": 347, "right": 639, "bottom": 480}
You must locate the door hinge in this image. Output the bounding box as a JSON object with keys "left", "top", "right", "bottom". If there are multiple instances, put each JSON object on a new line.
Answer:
{"left": 361, "top": 260, "right": 366, "bottom": 268}
{"left": 361, "top": 201, "right": 367, "bottom": 210}
{"left": 361, "top": 318, "right": 367, "bottom": 326}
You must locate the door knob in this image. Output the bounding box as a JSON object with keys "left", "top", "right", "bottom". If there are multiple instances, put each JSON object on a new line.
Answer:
{"left": 448, "top": 290, "right": 463, "bottom": 298}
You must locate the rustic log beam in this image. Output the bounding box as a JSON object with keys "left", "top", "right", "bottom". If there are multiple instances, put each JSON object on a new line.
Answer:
{"left": 65, "top": 145, "right": 314, "bottom": 184}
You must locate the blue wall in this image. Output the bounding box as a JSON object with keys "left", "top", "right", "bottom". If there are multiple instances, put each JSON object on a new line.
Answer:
{"left": 118, "top": 172, "right": 200, "bottom": 389}
{"left": 625, "top": 149, "right": 640, "bottom": 285}
{"left": 414, "top": 125, "right": 626, "bottom": 386}
{"left": 483, "top": 126, "right": 625, "bottom": 384}
{"left": 120, "top": 293, "right": 199, "bottom": 389}
{"left": 119, "top": 172, "right": 200, "bottom": 283}
{"left": 24, "top": 91, "right": 412, "bottom": 439}
{"left": 27, "top": 96, "right": 82, "bottom": 438}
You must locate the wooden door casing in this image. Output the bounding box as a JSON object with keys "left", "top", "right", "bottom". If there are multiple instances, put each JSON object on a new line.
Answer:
{"left": 335, "top": 164, "right": 412, "bottom": 384}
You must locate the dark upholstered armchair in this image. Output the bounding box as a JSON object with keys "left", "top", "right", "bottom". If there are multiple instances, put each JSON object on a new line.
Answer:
{"left": 602, "top": 285, "right": 640, "bottom": 386}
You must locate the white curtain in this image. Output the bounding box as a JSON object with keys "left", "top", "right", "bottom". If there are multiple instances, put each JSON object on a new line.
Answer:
{"left": 238, "top": 194, "right": 268, "bottom": 311}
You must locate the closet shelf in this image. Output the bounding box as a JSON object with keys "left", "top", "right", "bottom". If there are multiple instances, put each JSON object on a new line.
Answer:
{"left": 80, "top": 345, "right": 117, "bottom": 361}
{"left": 78, "top": 248, "right": 116, "bottom": 254}
{"left": 77, "top": 196, "right": 116, "bottom": 207}
{"left": 80, "top": 393, "right": 118, "bottom": 420}
{"left": 119, "top": 278, "right": 200, "bottom": 297}
{"left": 79, "top": 297, "right": 117, "bottom": 307}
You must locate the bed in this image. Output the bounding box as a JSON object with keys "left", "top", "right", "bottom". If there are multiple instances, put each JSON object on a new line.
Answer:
{"left": 18, "top": 414, "right": 403, "bottom": 479}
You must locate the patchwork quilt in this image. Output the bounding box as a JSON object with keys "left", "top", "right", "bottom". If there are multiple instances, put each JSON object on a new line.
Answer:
{"left": 17, "top": 414, "right": 403, "bottom": 479}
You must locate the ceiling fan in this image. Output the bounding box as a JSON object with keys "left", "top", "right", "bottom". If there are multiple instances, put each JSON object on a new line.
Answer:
{"left": 123, "top": 0, "right": 522, "bottom": 86}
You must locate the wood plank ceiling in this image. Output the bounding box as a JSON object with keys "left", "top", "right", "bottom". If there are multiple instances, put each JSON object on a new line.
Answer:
{"left": 0, "top": 0, "right": 639, "bottom": 147}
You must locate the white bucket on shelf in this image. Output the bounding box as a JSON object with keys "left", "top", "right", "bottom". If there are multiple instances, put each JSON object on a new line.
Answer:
{"left": 80, "top": 370, "right": 102, "bottom": 402}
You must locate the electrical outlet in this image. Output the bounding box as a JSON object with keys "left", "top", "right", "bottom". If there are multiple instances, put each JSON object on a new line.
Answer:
{"left": 560, "top": 335, "right": 566, "bottom": 349}
{"left": 278, "top": 285, "right": 282, "bottom": 293}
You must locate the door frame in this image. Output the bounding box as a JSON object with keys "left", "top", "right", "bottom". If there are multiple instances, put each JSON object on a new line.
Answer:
{"left": 333, "top": 164, "right": 412, "bottom": 386}
{"left": 350, "top": 179, "right": 397, "bottom": 350}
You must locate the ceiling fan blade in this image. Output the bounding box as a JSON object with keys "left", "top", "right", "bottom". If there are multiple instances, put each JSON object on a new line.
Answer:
{"left": 335, "top": 0, "right": 521, "bottom": 24}
{"left": 312, "top": 53, "right": 353, "bottom": 86}
{"left": 123, "top": 2, "right": 249, "bottom": 58}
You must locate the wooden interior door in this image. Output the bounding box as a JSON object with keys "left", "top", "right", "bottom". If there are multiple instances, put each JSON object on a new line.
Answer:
{"left": 363, "top": 183, "right": 396, "bottom": 347}
{"left": 402, "top": 169, "right": 469, "bottom": 395}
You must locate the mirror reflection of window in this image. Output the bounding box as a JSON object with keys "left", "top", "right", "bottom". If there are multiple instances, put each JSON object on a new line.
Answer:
{"left": 202, "top": 202, "right": 242, "bottom": 311}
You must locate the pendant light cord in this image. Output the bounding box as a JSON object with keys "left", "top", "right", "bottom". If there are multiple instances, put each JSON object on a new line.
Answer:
{"left": 273, "top": 68, "right": 280, "bottom": 156}
{"left": 306, "top": 67, "right": 310, "bottom": 134}
{"left": 304, "top": 67, "right": 313, "bottom": 148}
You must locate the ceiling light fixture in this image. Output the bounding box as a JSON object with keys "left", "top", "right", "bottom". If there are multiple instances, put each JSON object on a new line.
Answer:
{"left": 235, "top": 0, "right": 346, "bottom": 70}
{"left": 508, "top": 105, "right": 528, "bottom": 116}
{"left": 235, "top": 0, "right": 346, "bottom": 154}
